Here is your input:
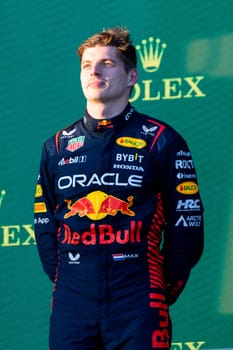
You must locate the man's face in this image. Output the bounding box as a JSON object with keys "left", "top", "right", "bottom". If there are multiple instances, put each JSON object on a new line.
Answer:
{"left": 80, "top": 45, "right": 136, "bottom": 104}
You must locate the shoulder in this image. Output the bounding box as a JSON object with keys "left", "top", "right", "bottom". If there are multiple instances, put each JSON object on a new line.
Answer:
{"left": 44, "top": 120, "right": 81, "bottom": 156}
{"left": 133, "top": 109, "right": 184, "bottom": 143}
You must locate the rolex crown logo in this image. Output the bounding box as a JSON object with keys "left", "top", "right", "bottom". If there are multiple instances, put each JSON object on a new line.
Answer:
{"left": 0, "top": 189, "right": 6, "bottom": 208}
{"left": 136, "top": 37, "right": 167, "bottom": 72}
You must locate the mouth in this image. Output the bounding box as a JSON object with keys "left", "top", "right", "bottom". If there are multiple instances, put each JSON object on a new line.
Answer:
{"left": 88, "top": 79, "right": 107, "bottom": 89}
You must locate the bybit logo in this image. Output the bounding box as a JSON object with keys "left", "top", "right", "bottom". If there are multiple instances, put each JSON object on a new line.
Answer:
{"left": 0, "top": 189, "right": 6, "bottom": 208}
{"left": 130, "top": 35, "right": 206, "bottom": 102}
{"left": 136, "top": 37, "right": 167, "bottom": 72}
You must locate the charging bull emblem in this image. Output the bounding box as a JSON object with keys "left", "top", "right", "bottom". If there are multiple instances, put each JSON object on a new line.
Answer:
{"left": 64, "top": 191, "right": 135, "bottom": 220}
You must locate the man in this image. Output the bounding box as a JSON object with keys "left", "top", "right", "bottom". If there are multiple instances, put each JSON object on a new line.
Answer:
{"left": 34, "top": 27, "right": 204, "bottom": 350}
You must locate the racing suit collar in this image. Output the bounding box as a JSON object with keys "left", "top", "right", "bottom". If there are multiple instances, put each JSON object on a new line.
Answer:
{"left": 83, "top": 103, "right": 135, "bottom": 132}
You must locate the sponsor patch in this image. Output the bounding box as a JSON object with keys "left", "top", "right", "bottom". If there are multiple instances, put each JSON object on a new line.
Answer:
{"left": 66, "top": 136, "right": 85, "bottom": 152}
{"left": 35, "top": 184, "right": 43, "bottom": 197}
{"left": 34, "top": 202, "right": 47, "bottom": 213}
{"left": 175, "top": 215, "right": 202, "bottom": 227}
{"left": 68, "top": 252, "right": 80, "bottom": 264}
{"left": 116, "top": 137, "right": 147, "bottom": 149}
{"left": 176, "top": 181, "right": 198, "bottom": 195}
{"left": 112, "top": 253, "right": 139, "bottom": 261}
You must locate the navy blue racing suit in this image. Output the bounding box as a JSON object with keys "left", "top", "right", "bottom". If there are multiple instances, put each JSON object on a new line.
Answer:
{"left": 34, "top": 104, "right": 204, "bottom": 350}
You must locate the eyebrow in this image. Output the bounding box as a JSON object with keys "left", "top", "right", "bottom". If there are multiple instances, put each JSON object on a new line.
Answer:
{"left": 81, "top": 57, "right": 117, "bottom": 63}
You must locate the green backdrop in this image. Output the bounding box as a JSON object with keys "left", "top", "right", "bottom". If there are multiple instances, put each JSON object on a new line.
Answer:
{"left": 0, "top": 0, "right": 232, "bottom": 349}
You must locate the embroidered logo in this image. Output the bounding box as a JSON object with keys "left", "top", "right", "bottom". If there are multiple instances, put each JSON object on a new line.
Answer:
{"left": 66, "top": 136, "right": 85, "bottom": 152}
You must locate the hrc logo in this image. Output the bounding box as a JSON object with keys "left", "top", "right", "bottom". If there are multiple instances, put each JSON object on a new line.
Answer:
{"left": 136, "top": 36, "right": 167, "bottom": 72}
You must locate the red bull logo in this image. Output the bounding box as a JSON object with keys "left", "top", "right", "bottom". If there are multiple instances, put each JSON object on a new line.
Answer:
{"left": 64, "top": 197, "right": 95, "bottom": 218}
{"left": 61, "top": 221, "right": 142, "bottom": 245}
{"left": 64, "top": 191, "right": 135, "bottom": 220}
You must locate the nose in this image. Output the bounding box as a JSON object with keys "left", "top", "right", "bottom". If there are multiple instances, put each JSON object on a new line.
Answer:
{"left": 90, "top": 62, "right": 102, "bottom": 76}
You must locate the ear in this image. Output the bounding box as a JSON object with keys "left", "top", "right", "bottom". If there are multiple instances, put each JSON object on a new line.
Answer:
{"left": 127, "top": 68, "right": 138, "bottom": 87}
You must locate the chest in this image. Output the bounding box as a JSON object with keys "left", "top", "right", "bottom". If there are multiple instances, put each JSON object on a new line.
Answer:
{"left": 52, "top": 127, "right": 160, "bottom": 200}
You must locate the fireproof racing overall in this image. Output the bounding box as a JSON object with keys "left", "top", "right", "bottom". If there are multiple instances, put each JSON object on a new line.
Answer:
{"left": 34, "top": 104, "right": 204, "bottom": 350}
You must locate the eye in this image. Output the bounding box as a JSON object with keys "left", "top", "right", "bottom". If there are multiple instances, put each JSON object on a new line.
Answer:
{"left": 81, "top": 62, "right": 91, "bottom": 70}
{"left": 103, "top": 60, "right": 115, "bottom": 67}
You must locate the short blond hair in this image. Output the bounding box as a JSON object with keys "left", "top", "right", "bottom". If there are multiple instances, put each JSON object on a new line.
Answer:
{"left": 77, "top": 27, "right": 137, "bottom": 72}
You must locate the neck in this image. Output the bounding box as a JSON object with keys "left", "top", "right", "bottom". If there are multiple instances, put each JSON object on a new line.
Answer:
{"left": 86, "top": 100, "right": 129, "bottom": 119}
